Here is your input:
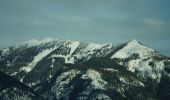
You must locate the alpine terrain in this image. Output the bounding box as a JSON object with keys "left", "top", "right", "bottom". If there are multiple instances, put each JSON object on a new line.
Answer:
{"left": 0, "top": 38, "right": 170, "bottom": 100}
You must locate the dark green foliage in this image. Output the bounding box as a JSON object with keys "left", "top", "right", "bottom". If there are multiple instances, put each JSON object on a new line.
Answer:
{"left": 0, "top": 71, "right": 44, "bottom": 99}
{"left": 149, "top": 62, "right": 155, "bottom": 67}
{"left": 157, "top": 74, "right": 170, "bottom": 100}
{"left": 165, "top": 66, "right": 170, "bottom": 73}
{"left": 68, "top": 74, "right": 91, "bottom": 100}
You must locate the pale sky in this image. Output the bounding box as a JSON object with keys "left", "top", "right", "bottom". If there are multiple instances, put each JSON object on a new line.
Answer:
{"left": 0, "top": 0, "right": 170, "bottom": 56}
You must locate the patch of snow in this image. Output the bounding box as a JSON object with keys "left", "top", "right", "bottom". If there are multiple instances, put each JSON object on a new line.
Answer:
{"left": 120, "top": 77, "right": 144, "bottom": 87}
{"left": 65, "top": 57, "right": 75, "bottom": 63}
{"left": 6, "top": 61, "right": 11, "bottom": 67}
{"left": 49, "top": 75, "right": 52, "bottom": 79}
{"left": 103, "top": 68, "right": 118, "bottom": 72}
{"left": 119, "top": 77, "right": 126, "bottom": 83}
{"left": 82, "top": 69, "right": 107, "bottom": 89}
{"left": 1, "top": 48, "right": 10, "bottom": 56}
{"left": 127, "top": 59, "right": 141, "bottom": 72}
{"left": 132, "top": 81, "right": 145, "bottom": 87}
{"left": 28, "top": 80, "right": 40, "bottom": 87}
{"left": 2, "top": 48, "right": 9, "bottom": 52}
{"left": 20, "top": 76, "right": 24, "bottom": 82}
{"left": 111, "top": 40, "right": 154, "bottom": 59}
{"left": 51, "top": 58, "right": 55, "bottom": 68}
{"left": 50, "top": 54, "right": 74, "bottom": 64}
{"left": 20, "top": 46, "right": 57, "bottom": 73}
{"left": 138, "top": 81, "right": 145, "bottom": 87}
{"left": 11, "top": 72, "right": 18, "bottom": 76}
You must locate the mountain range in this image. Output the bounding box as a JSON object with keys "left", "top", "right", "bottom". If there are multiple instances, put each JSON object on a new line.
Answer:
{"left": 0, "top": 38, "right": 170, "bottom": 100}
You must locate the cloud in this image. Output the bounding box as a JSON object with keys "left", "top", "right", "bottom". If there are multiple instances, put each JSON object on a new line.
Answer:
{"left": 143, "top": 18, "right": 164, "bottom": 28}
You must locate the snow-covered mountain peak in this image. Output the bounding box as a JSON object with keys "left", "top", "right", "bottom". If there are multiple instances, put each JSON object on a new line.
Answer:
{"left": 130, "top": 39, "right": 138, "bottom": 42}
{"left": 111, "top": 39, "right": 154, "bottom": 59}
{"left": 128, "top": 39, "right": 141, "bottom": 45}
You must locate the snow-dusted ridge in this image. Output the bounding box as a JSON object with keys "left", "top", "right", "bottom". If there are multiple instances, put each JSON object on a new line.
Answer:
{"left": 20, "top": 46, "right": 58, "bottom": 73}
{"left": 15, "top": 38, "right": 60, "bottom": 48}
{"left": 0, "top": 38, "right": 170, "bottom": 100}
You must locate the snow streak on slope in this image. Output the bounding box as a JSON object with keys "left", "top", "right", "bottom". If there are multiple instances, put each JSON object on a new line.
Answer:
{"left": 50, "top": 41, "right": 80, "bottom": 64}
{"left": 50, "top": 58, "right": 55, "bottom": 68}
{"left": 65, "top": 41, "right": 80, "bottom": 63}
{"left": 20, "top": 47, "right": 57, "bottom": 73}
{"left": 66, "top": 40, "right": 80, "bottom": 56}
{"left": 111, "top": 40, "right": 154, "bottom": 59}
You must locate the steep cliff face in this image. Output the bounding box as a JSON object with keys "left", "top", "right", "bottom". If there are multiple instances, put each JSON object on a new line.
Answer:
{"left": 0, "top": 38, "right": 169, "bottom": 100}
